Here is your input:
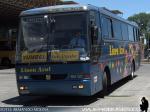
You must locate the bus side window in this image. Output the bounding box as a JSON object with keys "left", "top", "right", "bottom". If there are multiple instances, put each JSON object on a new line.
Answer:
{"left": 128, "top": 25, "right": 134, "bottom": 41}
{"left": 112, "top": 20, "right": 122, "bottom": 40}
{"left": 121, "top": 23, "right": 129, "bottom": 40}
{"left": 101, "top": 16, "right": 113, "bottom": 39}
{"left": 101, "top": 17, "right": 108, "bottom": 38}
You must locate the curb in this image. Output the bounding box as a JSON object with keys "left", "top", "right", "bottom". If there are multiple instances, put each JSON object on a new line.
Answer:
{"left": 141, "top": 60, "right": 150, "bottom": 64}
{"left": 141, "top": 62, "right": 150, "bottom": 64}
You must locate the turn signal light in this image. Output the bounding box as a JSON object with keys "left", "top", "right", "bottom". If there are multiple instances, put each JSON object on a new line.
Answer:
{"left": 20, "top": 86, "right": 25, "bottom": 90}
{"left": 19, "top": 86, "right": 28, "bottom": 90}
{"left": 79, "top": 84, "right": 84, "bottom": 89}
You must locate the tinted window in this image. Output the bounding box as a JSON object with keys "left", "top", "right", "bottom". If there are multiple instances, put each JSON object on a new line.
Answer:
{"left": 101, "top": 17, "right": 113, "bottom": 38}
{"left": 90, "top": 11, "right": 100, "bottom": 44}
{"left": 102, "top": 17, "right": 108, "bottom": 38}
{"left": 112, "top": 20, "right": 122, "bottom": 40}
{"left": 121, "top": 23, "right": 128, "bottom": 40}
{"left": 128, "top": 25, "right": 134, "bottom": 41}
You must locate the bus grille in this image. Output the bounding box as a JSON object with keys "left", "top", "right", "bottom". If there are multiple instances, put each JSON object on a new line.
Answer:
{"left": 31, "top": 74, "right": 67, "bottom": 80}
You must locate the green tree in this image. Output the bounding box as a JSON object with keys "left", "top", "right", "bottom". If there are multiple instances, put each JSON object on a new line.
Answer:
{"left": 146, "top": 21, "right": 150, "bottom": 47}
{"left": 128, "top": 13, "right": 150, "bottom": 51}
{"left": 128, "top": 12, "right": 150, "bottom": 39}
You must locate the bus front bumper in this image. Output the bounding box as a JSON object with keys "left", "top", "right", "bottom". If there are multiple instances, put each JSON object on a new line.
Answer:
{"left": 18, "top": 80, "right": 92, "bottom": 96}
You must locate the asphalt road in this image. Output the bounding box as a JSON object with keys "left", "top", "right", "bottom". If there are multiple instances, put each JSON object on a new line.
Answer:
{"left": 0, "top": 64, "right": 150, "bottom": 112}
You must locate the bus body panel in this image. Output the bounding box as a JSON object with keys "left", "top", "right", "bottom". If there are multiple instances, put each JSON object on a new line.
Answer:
{"left": 16, "top": 63, "right": 91, "bottom": 75}
{"left": 90, "top": 63, "right": 103, "bottom": 95}
{"left": 99, "top": 40, "right": 140, "bottom": 85}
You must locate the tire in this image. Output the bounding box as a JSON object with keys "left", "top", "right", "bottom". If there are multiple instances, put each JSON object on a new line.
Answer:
{"left": 102, "top": 71, "right": 108, "bottom": 96}
{"left": 129, "top": 63, "right": 134, "bottom": 80}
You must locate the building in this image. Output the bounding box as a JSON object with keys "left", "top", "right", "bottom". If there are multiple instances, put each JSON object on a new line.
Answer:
{"left": 0, "top": 0, "right": 77, "bottom": 38}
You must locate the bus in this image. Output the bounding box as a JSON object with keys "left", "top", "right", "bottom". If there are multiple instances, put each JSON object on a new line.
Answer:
{"left": 16, "top": 4, "right": 141, "bottom": 96}
{"left": 0, "top": 28, "right": 17, "bottom": 66}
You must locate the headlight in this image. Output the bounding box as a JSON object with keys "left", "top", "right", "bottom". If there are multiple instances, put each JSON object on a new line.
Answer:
{"left": 18, "top": 76, "right": 30, "bottom": 79}
{"left": 80, "top": 56, "right": 90, "bottom": 61}
{"left": 19, "top": 85, "right": 28, "bottom": 90}
{"left": 79, "top": 84, "right": 84, "bottom": 89}
{"left": 19, "top": 76, "right": 23, "bottom": 80}
{"left": 24, "top": 76, "right": 30, "bottom": 79}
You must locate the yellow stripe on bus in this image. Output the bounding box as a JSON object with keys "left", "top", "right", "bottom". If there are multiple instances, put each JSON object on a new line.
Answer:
{"left": 51, "top": 51, "right": 79, "bottom": 61}
{"left": 22, "top": 52, "right": 47, "bottom": 63}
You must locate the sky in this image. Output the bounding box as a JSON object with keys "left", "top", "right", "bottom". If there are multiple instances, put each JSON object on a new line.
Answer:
{"left": 67, "top": 0, "right": 150, "bottom": 19}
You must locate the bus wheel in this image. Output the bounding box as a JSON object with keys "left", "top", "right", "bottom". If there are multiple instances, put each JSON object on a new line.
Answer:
{"left": 102, "top": 71, "right": 108, "bottom": 96}
{"left": 1, "top": 58, "right": 11, "bottom": 67}
{"left": 130, "top": 62, "right": 134, "bottom": 80}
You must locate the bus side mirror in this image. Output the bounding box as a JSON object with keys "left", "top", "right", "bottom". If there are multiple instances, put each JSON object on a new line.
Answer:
{"left": 91, "top": 26, "right": 98, "bottom": 44}
{"left": 91, "top": 26, "right": 98, "bottom": 39}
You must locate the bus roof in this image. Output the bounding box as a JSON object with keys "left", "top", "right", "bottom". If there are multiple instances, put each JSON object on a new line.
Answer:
{"left": 20, "top": 4, "right": 92, "bottom": 16}
{"left": 20, "top": 4, "right": 138, "bottom": 27}
{"left": 98, "top": 7, "right": 138, "bottom": 27}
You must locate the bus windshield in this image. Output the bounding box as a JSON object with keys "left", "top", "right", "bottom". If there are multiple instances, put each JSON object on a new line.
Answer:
{"left": 21, "top": 16, "right": 48, "bottom": 52}
{"left": 18, "top": 12, "right": 89, "bottom": 62}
